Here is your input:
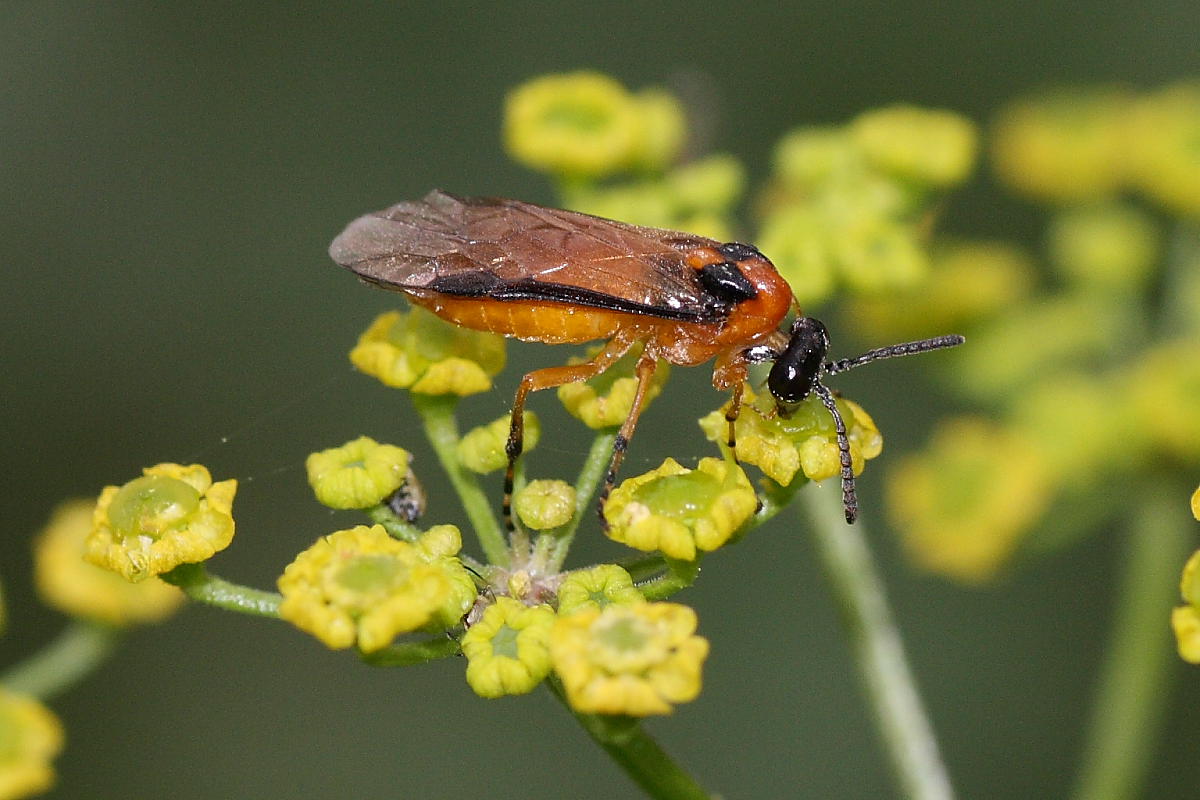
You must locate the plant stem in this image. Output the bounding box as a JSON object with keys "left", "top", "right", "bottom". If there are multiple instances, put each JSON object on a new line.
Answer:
{"left": 545, "top": 431, "right": 617, "bottom": 573}
{"left": 545, "top": 676, "right": 714, "bottom": 800}
{"left": 162, "top": 563, "right": 281, "bottom": 617}
{"left": 410, "top": 394, "right": 508, "bottom": 566}
{"left": 802, "top": 483, "right": 955, "bottom": 800}
{"left": 638, "top": 557, "right": 701, "bottom": 601}
{"left": 359, "top": 636, "right": 461, "bottom": 667}
{"left": 1070, "top": 483, "right": 1192, "bottom": 800}
{"left": 2, "top": 621, "right": 120, "bottom": 700}
{"left": 367, "top": 504, "right": 422, "bottom": 542}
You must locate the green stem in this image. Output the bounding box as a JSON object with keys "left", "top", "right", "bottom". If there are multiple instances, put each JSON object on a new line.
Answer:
{"left": 1069, "top": 483, "right": 1192, "bottom": 800}
{"left": 162, "top": 563, "right": 281, "bottom": 617}
{"left": 638, "top": 556, "right": 702, "bottom": 601}
{"left": 2, "top": 621, "right": 120, "bottom": 700}
{"left": 802, "top": 483, "right": 955, "bottom": 800}
{"left": 545, "top": 431, "right": 617, "bottom": 573}
{"left": 410, "top": 394, "right": 508, "bottom": 566}
{"left": 366, "top": 504, "right": 422, "bottom": 543}
{"left": 619, "top": 553, "right": 668, "bottom": 583}
{"left": 545, "top": 676, "right": 715, "bottom": 800}
{"left": 359, "top": 636, "right": 461, "bottom": 667}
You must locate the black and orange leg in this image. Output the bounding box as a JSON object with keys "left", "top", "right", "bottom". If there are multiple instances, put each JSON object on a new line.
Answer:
{"left": 503, "top": 332, "right": 638, "bottom": 533}
{"left": 724, "top": 380, "right": 744, "bottom": 462}
{"left": 596, "top": 350, "right": 659, "bottom": 530}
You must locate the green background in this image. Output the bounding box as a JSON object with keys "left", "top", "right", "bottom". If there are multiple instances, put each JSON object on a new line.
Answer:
{"left": 3, "top": 2, "right": 1197, "bottom": 798}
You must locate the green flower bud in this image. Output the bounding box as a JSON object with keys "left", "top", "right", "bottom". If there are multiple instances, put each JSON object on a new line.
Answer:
{"left": 457, "top": 412, "right": 540, "bottom": 474}
{"left": 513, "top": 479, "right": 577, "bottom": 530}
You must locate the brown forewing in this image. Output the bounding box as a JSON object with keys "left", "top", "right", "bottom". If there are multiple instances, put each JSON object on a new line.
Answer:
{"left": 329, "top": 190, "right": 723, "bottom": 321}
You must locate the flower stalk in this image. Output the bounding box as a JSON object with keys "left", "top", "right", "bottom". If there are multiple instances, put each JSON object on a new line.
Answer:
{"left": 411, "top": 393, "right": 509, "bottom": 565}
{"left": 1070, "top": 482, "right": 1193, "bottom": 800}
{"left": 545, "top": 676, "right": 714, "bottom": 800}
{"left": 161, "top": 563, "right": 282, "bottom": 617}
{"left": 2, "top": 622, "right": 120, "bottom": 700}
{"left": 802, "top": 482, "right": 955, "bottom": 800}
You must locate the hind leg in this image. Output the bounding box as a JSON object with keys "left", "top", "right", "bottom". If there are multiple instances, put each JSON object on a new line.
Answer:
{"left": 503, "top": 331, "right": 638, "bottom": 532}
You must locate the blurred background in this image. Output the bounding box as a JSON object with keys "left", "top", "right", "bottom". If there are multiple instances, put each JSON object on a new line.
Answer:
{"left": 3, "top": 2, "right": 1198, "bottom": 798}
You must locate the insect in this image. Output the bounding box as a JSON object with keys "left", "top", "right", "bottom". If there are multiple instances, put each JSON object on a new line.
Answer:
{"left": 330, "top": 190, "right": 963, "bottom": 527}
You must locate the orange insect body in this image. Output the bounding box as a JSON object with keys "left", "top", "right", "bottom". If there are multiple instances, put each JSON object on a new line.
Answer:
{"left": 405, "top": 244, "right": 793, "bottom": 369}
{"left": 331, "top": 190, "right": 964, "bottom": 526}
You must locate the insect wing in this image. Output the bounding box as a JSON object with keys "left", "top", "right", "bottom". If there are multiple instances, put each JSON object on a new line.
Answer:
{"left": 329, "top": 191, "right": 723, "bottom": 321}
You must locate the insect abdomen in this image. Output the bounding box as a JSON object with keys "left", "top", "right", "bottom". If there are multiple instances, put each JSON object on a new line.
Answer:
{"left": 407, "top": 293, "right": 633, "bottom": 345}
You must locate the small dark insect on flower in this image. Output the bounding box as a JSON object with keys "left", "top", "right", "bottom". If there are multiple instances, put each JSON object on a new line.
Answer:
{"left": 330, "top": 191, "right": 964, "bottom": 527}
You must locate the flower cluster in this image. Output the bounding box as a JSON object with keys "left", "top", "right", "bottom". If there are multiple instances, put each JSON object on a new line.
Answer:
{"left": 856, "top": 81, "right": 1200, "bottom": 584}
{"left": 756, "top": 105, "right": 977, "bottom": 305}
{"left": 504, "top": 73, "right": 743, "bottom": 239}
{"left": 504, "top": 71, "right": 685, "bottom": 180}
{"left": 350, "top": 307, "right": 505, "bottom": 396}
{"left": 992, "top": 82, "right": 1200, "bottom": 217}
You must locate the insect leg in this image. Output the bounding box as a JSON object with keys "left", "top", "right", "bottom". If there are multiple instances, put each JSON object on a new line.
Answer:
{"left": 710, "top": 357, "right": 748, "bottom": 463}
{"left": 813, "top": 382, "right": 858, "bottom": 524}
{"left": 503, "top": 332, "right": 638, "bottom": 533}
{"left": 725, "top": 378, "right": 745, "bottom": 462}
{"left": 597, "top": 350, "right": 659, "bottom": 530}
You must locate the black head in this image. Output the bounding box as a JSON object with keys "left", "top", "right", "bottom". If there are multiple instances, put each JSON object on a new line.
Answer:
{"left": 748, "top": 317, "right": 965, "bottom": 523}
{"left": 766, "top": 317, "right": 830, "bottom": 405}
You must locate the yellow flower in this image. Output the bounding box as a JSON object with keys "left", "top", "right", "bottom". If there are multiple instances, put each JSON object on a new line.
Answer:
{"left": 1174, "top": 549, "right": 1200, "bottom": 664}
{"left": 1191, "top": 485, "right": 1200, "bottom": 521}
{"left": 563, "top": 180, "right": 680, "bottom": 231}
{"left": 833, "top": 216, "right": 929, "bottom": 294}
{"left": 1047, "top": 203, "right": 1159, "bottom": 292}
{"left": 1131, "top": 339, "right": 1200, "bottom": 462}
{"left": 305, "top": 436, "right": 412, "bottom": 510}
{"left": 513, "top": 480, "right": 577, "bottom": 530}
{"left": 1127, "top": 82, "right": 1200, "bottom": 217}
{"left": 947, "top": 294, "right": 1130, "bottom": 401}
{"left": 1173, "top": 606, "right": 1200, "bottom": 664}
{"left": 847, "top": 239, "right": 1036, "bottom": 342}
{"left": 851, "top": 105, "right": 978, "bottom": 188}
{"left": 556, "top": 565, "right": 644, "bottom": 616}
{"left": 456, "top": 412, "right": 540, "bottom": 474}
{"left": 0, "top": 689, "right": 64, "bottom": 800}
{"left": 665, "top": 154, "right": 746, "bottom": 214}
{"left": 550, "top": 602, "right": 709, "bottom": 716}
{"left": 557, "top": 345, "right": 669, "bottom": 429}
{"left": 887, "top": 417, "right": 1051, "bottom": 583}
{"left": 603, "top": 457, "right": 757, "bottom": 561}
{"left": 773, "top": 126, "right": 863, "bottom": 191}
{"left": 699, "top": 388, "right": 882, "bottom": 487}
{"left": 349, "top": 307, "right": 505, "bottom": 396}
{"left": 991, "top": 88, "right": 1130, "bottom": 203}
{"left": 277, "top": 525, "right": 475, "bottom": 653}
{"left": 1181, "top": 549, "right": 1200, "bottom": 607}
{"left": 35, "top": 499, "right": 184, "bottom": 626}
{"left": 754, "top": 205, "right": 837, "bottom": 306}
{"left": 1011, "top": 373, "right": 1145, "bottom": 485}
{"left": 504, "top": 72, "right": 641, "bottom": 179}
{"left": 85, "top": 463, "right": 237, "bottom": 583}
{"left": 461, "top": 597, "right": 556, "bottom": 698}
{"left": 627, "top": 88, "right": 686, "bottom": 172}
